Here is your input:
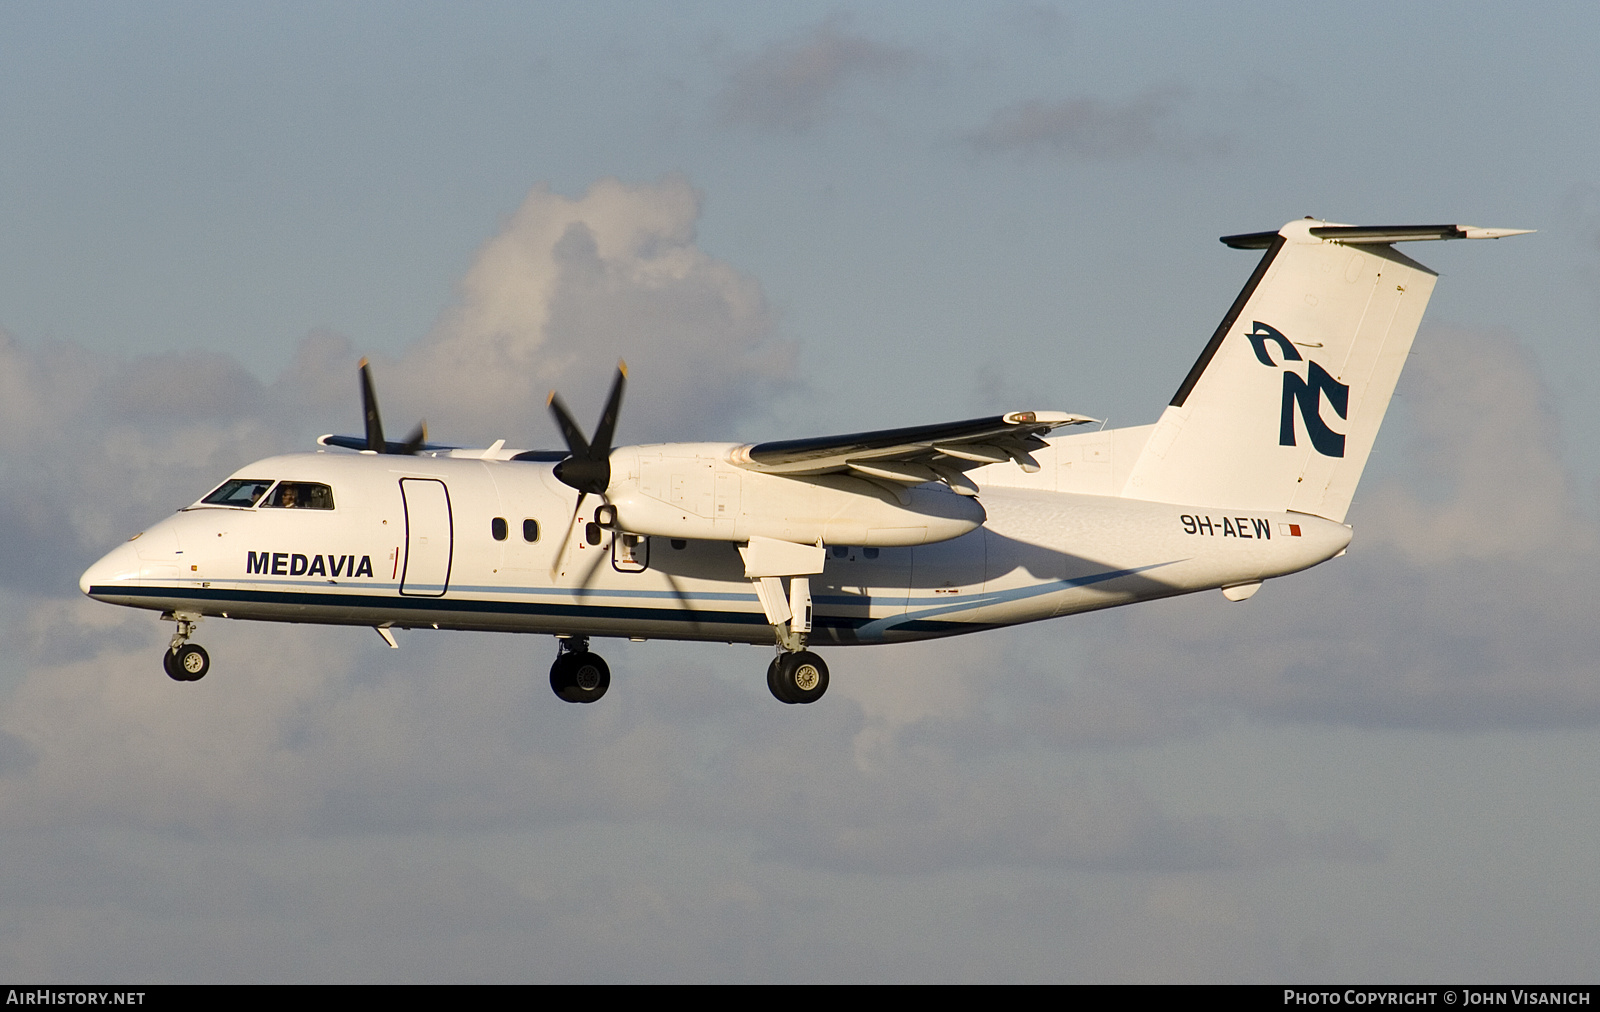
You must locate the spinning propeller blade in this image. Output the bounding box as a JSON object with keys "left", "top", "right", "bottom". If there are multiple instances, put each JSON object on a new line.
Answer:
{"left": 547, "top": 361, "right": 628, "bottom": 580}
{"left": 359, "top": 359, "right": 386, "bottom": 453}
{"left": 357, "top": 359, "right": 426, "bottom": 455}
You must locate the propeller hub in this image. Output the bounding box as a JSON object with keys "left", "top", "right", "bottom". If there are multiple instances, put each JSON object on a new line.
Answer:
{"left": 552, "top": 456, "right": 611, "bottom": 497}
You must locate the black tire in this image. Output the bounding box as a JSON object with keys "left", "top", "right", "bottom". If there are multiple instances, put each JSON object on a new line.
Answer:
{"left": 770, "top": 651, "right": 828, "bottom": 705}
{"left": 550, "top": 651, "right": 610, "bottom": 703}
{"left": 767, "top": 656, "right": 794, "bottom": 704}
{"left": 163, "top": 648, "right": 180, "bottom": 681}
{"left": 170, "top": 644, "right": 209, "bottom": 682}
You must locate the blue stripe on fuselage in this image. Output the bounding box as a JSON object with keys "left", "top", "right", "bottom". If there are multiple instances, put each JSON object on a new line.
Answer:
{"left": 88, "top": 558, "right": 1181, "bottom": 643}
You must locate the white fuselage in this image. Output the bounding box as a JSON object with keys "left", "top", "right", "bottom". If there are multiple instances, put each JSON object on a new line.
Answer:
{"left": 80, "top": 433, "right": 1352, "bottom": 647}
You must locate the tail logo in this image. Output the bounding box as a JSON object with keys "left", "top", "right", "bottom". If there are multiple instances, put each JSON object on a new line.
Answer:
{"left": 1246, "top": 322, "right": 1348, "bottom": 458}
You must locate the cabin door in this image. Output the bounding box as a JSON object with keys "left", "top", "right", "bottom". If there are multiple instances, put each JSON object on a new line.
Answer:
{"left": 399, "top": 478, "right": 453, "bottom": 596}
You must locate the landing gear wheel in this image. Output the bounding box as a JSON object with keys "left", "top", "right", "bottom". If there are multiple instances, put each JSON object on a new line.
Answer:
{"left": 766, "top": 656, "right": 791, "bottom": 704}
{"left": 550, "top": 651, "right": 610, "bottom": 703}
{"left": 768, "top": 650, "right": 828, "bottom": 704}
{"left": 166, "top": 643, "right": 209, "bottom": 682}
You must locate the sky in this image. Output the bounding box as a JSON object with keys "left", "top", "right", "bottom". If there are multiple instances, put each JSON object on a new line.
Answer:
{"left": 2, "top": 1, "right": 1599, "bottom": 982}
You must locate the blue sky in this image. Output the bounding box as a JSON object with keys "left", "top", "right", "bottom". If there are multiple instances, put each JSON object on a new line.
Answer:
{"left": 2, "top": 2, "right": 1598, "bottom": 981}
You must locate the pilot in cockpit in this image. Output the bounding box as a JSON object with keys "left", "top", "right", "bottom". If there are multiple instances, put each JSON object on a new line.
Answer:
{"left": 262, "top": 482, "right": 333, "bottom": 510}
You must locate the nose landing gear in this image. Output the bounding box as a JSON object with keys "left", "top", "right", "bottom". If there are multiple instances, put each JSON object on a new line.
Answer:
{"left": 161, "top": 612, "right": 209, "bottom": 682}
{"left": 164, "top": 643, "right": 210, "bottom": 681}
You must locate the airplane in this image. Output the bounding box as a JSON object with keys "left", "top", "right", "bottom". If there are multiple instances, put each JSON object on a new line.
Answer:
{"left": 79, "top": 218, "right": 1531, "bottom": 704}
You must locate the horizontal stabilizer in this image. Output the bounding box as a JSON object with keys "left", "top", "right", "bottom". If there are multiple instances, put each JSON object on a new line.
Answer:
{"left": 1222, "top": 222, "right": 1533, "bottom": 249}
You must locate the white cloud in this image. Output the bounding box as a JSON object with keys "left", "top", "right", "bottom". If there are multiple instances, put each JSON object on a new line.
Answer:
{"left": 396, "top": 175, "right": 793, "bottom": 445}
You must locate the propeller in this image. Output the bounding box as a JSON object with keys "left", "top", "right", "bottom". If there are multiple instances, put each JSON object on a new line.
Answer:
{"left": 548, "top": 361, "right": 626, "bottom": 496}
{"left": 547, "top": 361, "right": 627, "bottom": 580}
{"left": 358, "top": 358, "right": 427, "bottom": 455}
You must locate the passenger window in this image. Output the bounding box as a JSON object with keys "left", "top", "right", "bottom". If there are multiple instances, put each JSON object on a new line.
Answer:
{"left": 523, "top": 519, "right": 539, "bottom": 542}
{"left": 201, "top": 479, "right": 274, "bottom": 507}
{"left": 492, "top": 517, "right": 508, "bottom": 541}
{"left": 261, "top": 482, "right": 335, "bottom": 510}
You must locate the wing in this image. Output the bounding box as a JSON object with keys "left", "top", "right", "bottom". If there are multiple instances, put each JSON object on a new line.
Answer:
{"left": 727, "top": 411, "right": 1096, "bottom": 496}
{"left": 317, "top": 433, "right": 460, "bottom": 454}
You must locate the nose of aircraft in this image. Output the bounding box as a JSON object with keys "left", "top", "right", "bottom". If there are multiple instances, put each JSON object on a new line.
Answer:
{"left": 79, "top": 539, "right": 145, "bottom": 597}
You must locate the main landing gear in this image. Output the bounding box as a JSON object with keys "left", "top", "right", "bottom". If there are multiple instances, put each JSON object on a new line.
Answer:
{"left": 161, "top": 612, "right": 209, "bottom": 682}
{"left": 544, "top": 634, "right": 830, "bottom": 706}
{"left": 549, "top": 636, "right": 610, "bottom": 703}
{"left": 752, "top": 573, "right": 830, "bottom": 704}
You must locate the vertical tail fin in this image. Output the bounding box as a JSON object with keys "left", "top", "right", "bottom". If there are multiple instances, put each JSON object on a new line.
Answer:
{"left": 1121, "top": 219, "right": 1530, "bottom": 522}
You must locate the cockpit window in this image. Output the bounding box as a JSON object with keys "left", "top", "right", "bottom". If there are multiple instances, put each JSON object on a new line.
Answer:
{"left": 201, "top": 479, "right": 275, "bottom": 507}
{"left": 261, "top": 482, "right": 335, "bottom": 510}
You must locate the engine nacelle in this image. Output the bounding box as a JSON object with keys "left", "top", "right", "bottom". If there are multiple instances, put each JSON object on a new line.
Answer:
{"left": 605, "top": 444, "right": 984, "bottom": 546}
